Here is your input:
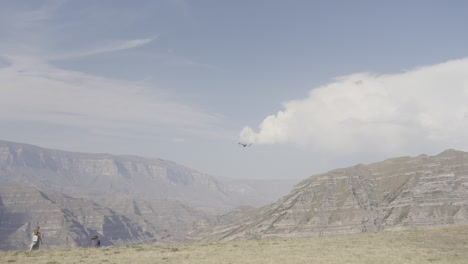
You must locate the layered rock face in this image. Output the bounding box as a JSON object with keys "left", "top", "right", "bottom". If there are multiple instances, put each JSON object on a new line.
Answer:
{"left": 0, "top": 140, "right": 231, "bottom": 212}
{"left": 0, "top": 140, "right": 299, "bottom": 250}
{"left": 0, "top": 186, "right": 163, "bottom": 250}
{"left": 199, "top": 150, "right": 468, "bottom": 241}
{"left": 0, "top": 140, "right": 298, "bottom": 213}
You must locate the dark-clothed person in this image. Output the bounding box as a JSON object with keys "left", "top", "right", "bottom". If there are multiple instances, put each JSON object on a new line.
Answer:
{"left": 91, "top": 236, "right": 101, "bottom": 248}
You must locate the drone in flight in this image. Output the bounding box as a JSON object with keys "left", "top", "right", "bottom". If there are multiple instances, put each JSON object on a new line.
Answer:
{"left": 238, "top": 142, "right": 252, "bottom": 147}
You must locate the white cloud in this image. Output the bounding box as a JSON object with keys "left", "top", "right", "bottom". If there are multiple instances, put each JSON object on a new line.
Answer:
{"left": 0, "top": 56, "right": 221, "bottom": 136}
{"left": 240, "top": 58, "right": 468, "bottom": 156}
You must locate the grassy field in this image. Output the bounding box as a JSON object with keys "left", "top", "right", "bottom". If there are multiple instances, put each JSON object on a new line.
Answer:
{"left": 1, "top": 225, "right": 467, "bottom": 264}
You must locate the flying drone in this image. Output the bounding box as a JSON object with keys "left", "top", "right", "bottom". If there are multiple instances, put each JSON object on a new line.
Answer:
{"left": 238, "top": 142, "right": 252, "bottom": 147}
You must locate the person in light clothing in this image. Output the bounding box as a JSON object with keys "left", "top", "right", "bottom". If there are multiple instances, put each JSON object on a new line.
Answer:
{"left": 29, "top": 226, "right": 43, "bottom": 251}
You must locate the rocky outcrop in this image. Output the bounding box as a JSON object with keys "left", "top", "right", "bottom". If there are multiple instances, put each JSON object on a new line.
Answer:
{"left": 0, "top": 186, "right": 162, "bottom": 250}
{"left": 0, "top": 140, "right": 298, "bottom": 213}
{"left": 0, "top": 186, "right": 217, "bottom": 250}
{"left": 198, "top": 150, "right": 468, "bottom": 241}
{"left": 0, "top": 140, "right": 231, "bottom": 212}
{"left": 0, "top": 140, "right": 300, "bottom": 250}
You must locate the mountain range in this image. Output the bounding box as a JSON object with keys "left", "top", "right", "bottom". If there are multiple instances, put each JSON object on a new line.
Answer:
{"left": 1, "top": 140, "right": 468, "bottom": 250}
{"left": 0, "top": 140, "right": 297, "bottom": 213}
{"left": 0, "top": 140, "right": 296, "bottom": 250}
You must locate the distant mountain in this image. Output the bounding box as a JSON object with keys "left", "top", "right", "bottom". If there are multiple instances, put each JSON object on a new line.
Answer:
{"left": 0, "top": 140, "right": 300, "bottom": 250}
{"left": 0, "top": 140, "right": 298, "bottom": 213}
{"left": 95, "top": 195, "right": 214, "bottom": 243}
{"left": 0, "top": 186, "right": 145, "bottom": 249}
{"left": 0, "top": 185, "right": 216, "bottom": 250}
{"left": 197, "top": 149, "right": 468, "bottom": 241}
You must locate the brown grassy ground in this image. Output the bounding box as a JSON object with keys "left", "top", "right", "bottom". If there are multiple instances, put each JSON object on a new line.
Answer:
{"left": 2, "top": 225, "right": 467, "bottom": 264}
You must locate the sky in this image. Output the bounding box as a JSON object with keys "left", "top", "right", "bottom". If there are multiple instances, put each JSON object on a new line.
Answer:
{"left": 1, "top": 0, "right": 468, "bottom": 180}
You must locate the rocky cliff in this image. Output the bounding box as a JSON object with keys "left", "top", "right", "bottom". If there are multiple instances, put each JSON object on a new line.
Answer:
{"left": 0, "top": 140, "right": 230, "bottom": 212}
{"left": 0, "top": 186, "right": 215, "bottom": 250}
{"left": 0, "top": 140, "right": 299, "bottom": 250}
{"left": 0, "top": 140, "right": 298, "bottom": 213}
{"left": 0, "top": 186, "right": 151, "bottom": 250}
{"left": 197, "top": 149, "right": 468, "bottom": 241}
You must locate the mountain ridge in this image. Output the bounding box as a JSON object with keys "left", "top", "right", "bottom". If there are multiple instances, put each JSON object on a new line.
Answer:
{"left": 0, "top": 140, "right": 297, "bottom": 250}
{"left": 0, "top": 140, "right": 298, "bottom": 213}
{"left": 4, "top": 139, "right": 466, "bottom": 249}
{"left": 0, "top": 185, "right": 163, "bottom": 250}
{"left": 195, "top": 149, "right": 468, "bottom": 241}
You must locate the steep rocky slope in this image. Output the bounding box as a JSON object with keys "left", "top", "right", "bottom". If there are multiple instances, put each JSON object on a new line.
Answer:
{"left": 0, "top": 186, "right": 215, "bottom": 250}
{"left": 0, "top": 186, "right": 153, "bottom": 250}
{"left": 0, "top": 140, "right": 300, "bottom": 250}
{"left": 0, "top": 140, "right": 298, "bottom": 213}
{"left": 197, "top": 149, "right": 468, "bottom": 241}
{"left": 0, "top": 140, "right": 229, "bottom": 212}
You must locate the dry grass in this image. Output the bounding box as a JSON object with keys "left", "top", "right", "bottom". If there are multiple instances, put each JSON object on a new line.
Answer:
{"left": 2, "top": 225, "right": 467, "bottom": 264}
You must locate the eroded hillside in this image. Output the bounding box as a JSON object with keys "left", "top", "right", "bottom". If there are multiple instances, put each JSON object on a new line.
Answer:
{"left": 197, "top": 150, "right": 468, "bottom": 241}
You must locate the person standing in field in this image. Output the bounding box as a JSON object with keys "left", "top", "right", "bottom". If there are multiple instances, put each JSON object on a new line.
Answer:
{"left": 90, "top": 235, "right": 101, "bottom": 248}
{"left": 28, "top": 226, "right": 43, "bottom": 251}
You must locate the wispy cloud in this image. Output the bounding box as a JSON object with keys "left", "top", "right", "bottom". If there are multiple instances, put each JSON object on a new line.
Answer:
{"left": 0, "top": 2, "right": 230, "bottom": 143}
{"left": 50, "top": 36, "right": 158, "bottom": 60}
{"left": 0, "top": 56, "right": 222, "bottom": 138}
{"left": 240, "top": 58, "right": 468, "bottom": 156}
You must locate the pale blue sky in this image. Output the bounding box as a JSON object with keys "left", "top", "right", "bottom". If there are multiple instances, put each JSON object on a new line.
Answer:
{"left": 1, "top": 0, "right": 468, "bottom": 179}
